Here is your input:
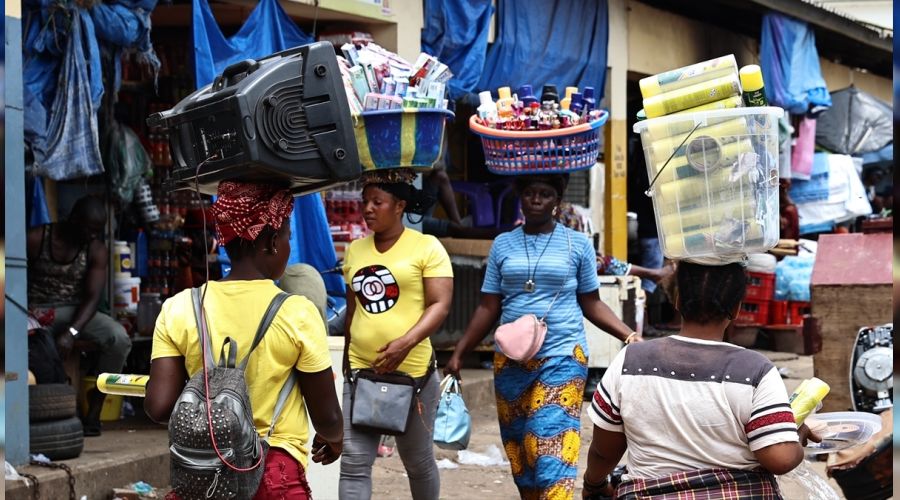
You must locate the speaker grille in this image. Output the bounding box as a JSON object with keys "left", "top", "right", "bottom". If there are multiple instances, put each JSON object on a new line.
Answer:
{"left": 257, "top": 78, "right": 319, "bottom": 158}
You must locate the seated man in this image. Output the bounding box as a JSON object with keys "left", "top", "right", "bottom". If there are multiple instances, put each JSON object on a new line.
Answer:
{"left": 27, "top": 195, "right": 132, "bottom": 436}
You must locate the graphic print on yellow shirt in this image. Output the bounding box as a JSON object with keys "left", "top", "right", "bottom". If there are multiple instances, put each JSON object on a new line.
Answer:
{"left": 344, "top": 229, "right": 453, "bottom": 377}
{"left": 151, "top": 280, "right": 331, "bottom": 467}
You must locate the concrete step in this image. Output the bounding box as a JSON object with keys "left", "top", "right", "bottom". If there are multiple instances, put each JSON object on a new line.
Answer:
{"left": 5, "top": 427, "right": 169, "bottom": 500}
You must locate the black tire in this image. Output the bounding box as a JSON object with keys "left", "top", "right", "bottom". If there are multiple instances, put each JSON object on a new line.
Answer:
{"left": 29, "top": 384, "right": 78, "bottom": 422}
{"left": 30, "top": 416, "right": 84, "bottom": 460}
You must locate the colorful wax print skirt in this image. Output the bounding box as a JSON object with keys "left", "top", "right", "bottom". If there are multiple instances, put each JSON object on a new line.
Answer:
{"left": 493, "top": 345, "right": 588, "bottom": 500}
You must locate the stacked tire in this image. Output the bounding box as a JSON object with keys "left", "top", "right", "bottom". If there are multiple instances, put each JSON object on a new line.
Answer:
{"left": 29, "top": 384, "right": 84, "bottom": 460}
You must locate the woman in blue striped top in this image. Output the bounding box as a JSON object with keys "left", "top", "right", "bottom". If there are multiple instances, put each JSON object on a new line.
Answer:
{"left": 445, "top": 174, "right": 640, "bottom": 499}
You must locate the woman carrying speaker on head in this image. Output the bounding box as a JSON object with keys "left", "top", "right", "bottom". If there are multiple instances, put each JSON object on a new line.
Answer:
{"left": 444, "top": 173, "right": 639, "bottom": 499}
{"left": 145, "top": 181, "right": 344, "bottom": 500}
{"left": 339, "top": 169, "right": 454, "bottom": 500}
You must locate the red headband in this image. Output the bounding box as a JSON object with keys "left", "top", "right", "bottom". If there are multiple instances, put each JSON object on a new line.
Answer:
{"left": 210, "top": 181, "right": 294, "bottom": 246}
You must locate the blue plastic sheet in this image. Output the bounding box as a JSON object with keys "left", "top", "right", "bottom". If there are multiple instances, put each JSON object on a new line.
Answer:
{"left": 24, "top": 0, "right": 159, "bottom": 180}
{"left": 421, "top": 0, "right": 493, "bottom": 100}
{"left": 760, "top": 13, "right": 831, "bottom": 115}
{"left": 28, "top": 9, "right": 104, "bottom": 181}
{"left": 192, "top": 0, "right": 313, "bottom": 88}
{"left": 27, "top": 177, "right": 52, "bottom": 228}
{"left": 477, "top": 0, "right": 608, "bottom": 101}
{"left": 192, "top": 0, "right": 339, "bottom": 293}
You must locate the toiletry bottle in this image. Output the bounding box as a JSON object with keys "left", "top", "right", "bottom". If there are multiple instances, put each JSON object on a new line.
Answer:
{"left": 739, "top": 65, "right": 768, "bottom": 107}
{"left": 477, "top": 90, "right": 498, "bottom": 122}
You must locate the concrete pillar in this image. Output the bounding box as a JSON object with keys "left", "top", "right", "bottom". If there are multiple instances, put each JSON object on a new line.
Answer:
{"left": 5, "top": 1, "right": 30, "bottom": 465}
{"left": 601, "top": 0, "right": 628, "bottom": 259}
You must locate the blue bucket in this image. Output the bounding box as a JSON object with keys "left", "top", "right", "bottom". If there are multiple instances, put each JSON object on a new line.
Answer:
{"left": 354, "top": 108, "right": 455, "bottom": 171}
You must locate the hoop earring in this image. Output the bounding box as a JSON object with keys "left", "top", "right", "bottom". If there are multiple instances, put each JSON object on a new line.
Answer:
{"left": 552, "top": 207, "right": 559, "bottom": 216}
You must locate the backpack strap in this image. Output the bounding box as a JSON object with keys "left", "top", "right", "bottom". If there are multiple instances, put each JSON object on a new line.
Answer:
{"left": 266, "top": 369, "right": 298, "bottom": 439}
{"left": 191, "top": 287, "right": 216, "bottom": 369}
{"left": 239, "top": 292, "right": 291, "bottom": 370}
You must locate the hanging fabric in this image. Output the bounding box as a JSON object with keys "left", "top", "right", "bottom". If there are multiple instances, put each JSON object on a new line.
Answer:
{"left": 29, "top": 9, "right": 105, "bottom": 181}
{"left": 27, "top": 176, "right": 52, "bottom": 228}
{"left": 477, "top": 0, "right": 608, "bottom": 101}
{"left": 191, "top": 0, "right": 313, "bottom": 88}
{"left": 760, "top": 13, "right": 832, "bottom": 115}
{"left": 192, "top": 0, "right": 340, "bottom": 292}
{"left": 421, "top": 0, "right": 493, "bottom": 100}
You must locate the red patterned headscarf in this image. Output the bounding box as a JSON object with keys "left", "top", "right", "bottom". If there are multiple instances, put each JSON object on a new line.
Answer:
{"left": 210, "top": 181, "right": 294, "bottom": 246}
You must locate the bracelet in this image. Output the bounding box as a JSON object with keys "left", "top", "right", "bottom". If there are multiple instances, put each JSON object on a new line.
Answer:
{"left": 623, "top": 332, "right": 638, "bottom": 344}
{"left": 68, "top": 326, "right": 80, "bottom": 337}
{"left": 583, "top": 475, "right": 609, "bottom": 490}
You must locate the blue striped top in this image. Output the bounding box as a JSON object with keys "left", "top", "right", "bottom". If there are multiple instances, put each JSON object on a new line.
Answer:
{"left": 482, "top": 223, "right": 599, "bottom": 358}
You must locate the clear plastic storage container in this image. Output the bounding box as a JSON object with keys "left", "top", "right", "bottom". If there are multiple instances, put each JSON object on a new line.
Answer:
{"left": 633, "top": 107, "right": 783, "bottom": 261}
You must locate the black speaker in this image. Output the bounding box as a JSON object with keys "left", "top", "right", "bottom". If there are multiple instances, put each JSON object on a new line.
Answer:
{"left": 148, "top": 42, "right": 361, "bottom": 196}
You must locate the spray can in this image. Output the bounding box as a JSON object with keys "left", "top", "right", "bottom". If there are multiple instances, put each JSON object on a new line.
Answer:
{"left": 97, "top": 373, "right": 150, "bottom": 397}
{"left": 739, "top": 65, "right": 768, "bottom": 107}
{"left": 477, "top": 91, "right": 498, "bottom": 121}
{"left": 639, "top": 55, "right": 738, "bottom": 99}
{"left": 789, "top": 377, "right": 830, "bottom": 425}
{"left": 643, "top": 74, "right": 742, "bottom": 118}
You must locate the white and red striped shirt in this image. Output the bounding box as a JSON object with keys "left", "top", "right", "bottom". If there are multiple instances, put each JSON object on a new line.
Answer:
{"left": 588, "top": 335, "right": 798, "bottom": 480}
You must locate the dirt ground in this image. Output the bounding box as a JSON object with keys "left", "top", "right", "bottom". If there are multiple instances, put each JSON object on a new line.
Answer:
{"left": 371, "top": 352, "right": 847, "bottom": 500}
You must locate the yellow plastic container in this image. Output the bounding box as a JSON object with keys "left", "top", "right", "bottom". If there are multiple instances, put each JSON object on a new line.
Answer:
{"left": 80, "top": 376, "right": 123, "bottom": 422}
{"left": 639, "top": 55, "right": 738, "bottom": 99}
{"left": 634, "top": 107, "right": 783, "bottom": 260}
{"left": 97, "top": 373, "right": 149, "bottom": 397}
{"left": 643, "top": 74, "right": 742, "bottom": 118}
{"left": 790, "top": 377, "right": 831, "bottom": 425}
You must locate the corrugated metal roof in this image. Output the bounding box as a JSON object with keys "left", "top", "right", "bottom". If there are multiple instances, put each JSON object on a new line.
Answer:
{"left": 801, "top": 0, "right": 893, "bottom": 34}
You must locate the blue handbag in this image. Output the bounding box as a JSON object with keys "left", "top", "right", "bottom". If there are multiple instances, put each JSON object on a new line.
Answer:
{"left": 433, "top": 375, "right": 472, "bottom": 450}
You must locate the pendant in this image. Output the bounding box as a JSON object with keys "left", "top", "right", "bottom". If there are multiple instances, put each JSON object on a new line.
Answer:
{"left": 524, "top": 280, "right": 536, "bottom": 293}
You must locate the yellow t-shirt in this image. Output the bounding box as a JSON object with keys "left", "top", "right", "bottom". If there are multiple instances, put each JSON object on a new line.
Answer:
{"left": 151, "top": 280, "right": 331, "bottom": 468}
{"left": 343, "top": 229, "right": 453, "bottom": 377}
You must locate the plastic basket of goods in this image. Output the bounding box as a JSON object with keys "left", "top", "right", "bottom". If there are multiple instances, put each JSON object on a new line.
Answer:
{"left": 354, "top": 108, "right": 455, "bottom": 171}
{"left": 634, "top": 106, "right": 783, "bottom": 260}
{"left": 338, "top": 43, "right": 454, "bottom": 171}
{"left": 468, "top": 84, "right": 608, "bottom": 175}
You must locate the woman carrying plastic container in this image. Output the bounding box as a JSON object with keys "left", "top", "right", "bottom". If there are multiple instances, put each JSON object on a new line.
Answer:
{"left": 581, "top": 262, "right": 820, "bottom": 499}
{"left": 340, "top": 169, "right": 454, "bottom": 500}
{"left": 445, "top": 173, "right": 639, "bottom": 499}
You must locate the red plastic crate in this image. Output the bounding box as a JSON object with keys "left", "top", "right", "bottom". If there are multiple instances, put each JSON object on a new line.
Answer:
{"left": 745, "top": 272, "right": 776, "bottom": 301}
{"left": 735, "top": 299, "right": 770, "bottom": 325}
{"left": 769, "top": 300, "right": 789, "bottom": 324}
{"left": 786, "top": 301, "right": 811, "bottom": 326}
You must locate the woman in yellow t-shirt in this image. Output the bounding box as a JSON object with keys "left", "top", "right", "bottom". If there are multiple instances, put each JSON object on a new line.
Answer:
{"left": 145, "top": 181, "right": 343, "bottom": 500}
{"left": 340, "top": 169, "right": 454, "bottom": 500}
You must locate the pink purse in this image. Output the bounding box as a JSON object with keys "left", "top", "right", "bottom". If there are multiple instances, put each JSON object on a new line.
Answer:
{"left": 494, "top": 230, "right": 571, "bottom": 363}
{"left": 495, "top": 314, "right": 548, "bottom": 362}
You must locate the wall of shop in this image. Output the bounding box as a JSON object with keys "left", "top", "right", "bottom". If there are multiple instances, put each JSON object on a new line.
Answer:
{"left": 625, "top": 0, "right": 891, "bottom": 102}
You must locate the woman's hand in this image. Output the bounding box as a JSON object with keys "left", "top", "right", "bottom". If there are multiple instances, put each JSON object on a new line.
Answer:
{"left": 443, "top": 355, "right": 462, "bottom": 381}
{"left": 311, "top": 433, "right": 342, "bottom": 465}
{"left": 373, "top": 336, "right": 415, "bottom": 374}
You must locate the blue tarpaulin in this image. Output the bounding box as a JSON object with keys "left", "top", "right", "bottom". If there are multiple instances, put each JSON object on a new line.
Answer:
{"left": 24, "top": 0, "right": 159, "bottom": 181}
{"left": 477, "top": 0, "right": 608, "bottom": 101}
{"left": 192, "top": 0, "right": 313, "bottom": 88}
{"left": 193, "top": 0, "right": 340, "bottom": 293}
{"left": 421, "top": 0, "right": 493, "bottom": 100}
{"left": 760, "top": 12, "right": 832, "bottom": 115}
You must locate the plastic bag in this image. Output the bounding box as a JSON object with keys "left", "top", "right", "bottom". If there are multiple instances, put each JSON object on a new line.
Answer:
{"left": 433, "top": 375, "right": 472, "bottom": 450}
{"left": 103, "top": 120, "right": 152, "bottom": 203}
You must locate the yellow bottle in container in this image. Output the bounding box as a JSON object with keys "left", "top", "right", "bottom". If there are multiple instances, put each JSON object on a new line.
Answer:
{"left": 639, "top": 55, "right": 738, "bottom": 99}
{"left": 660, "top": 199, "right": 756, "bottom": 234}
{"left": 789, "top": 377, "right": 830, "bottom": 425}
{"left": 644, "top": 96, "right": 745, "bottom": 138}
{"left": 643, "top": 74, "right": 742, "bottom": 118}
{"left": 97, "top": 373, "right": 150, "bottom": 397}
{"left": 647, "top": 118, "right": 750, "bottom": 166}
{"left": 648, "top": 138, "right": 754, "bottom": 185}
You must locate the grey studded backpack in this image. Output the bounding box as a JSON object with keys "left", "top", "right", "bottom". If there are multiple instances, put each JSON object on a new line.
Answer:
{"left": 168, "top": 288, "right": 296, "bottom": 500}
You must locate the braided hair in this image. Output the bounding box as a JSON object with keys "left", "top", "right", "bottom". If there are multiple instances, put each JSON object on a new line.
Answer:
{"left": 676, "top": 262, "right": 747, "bottom": 324}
